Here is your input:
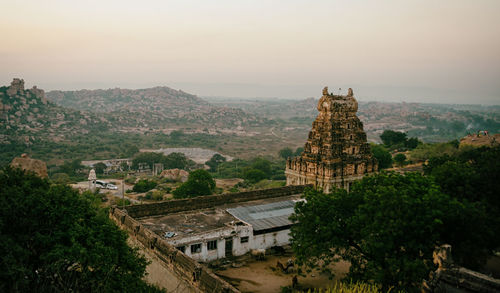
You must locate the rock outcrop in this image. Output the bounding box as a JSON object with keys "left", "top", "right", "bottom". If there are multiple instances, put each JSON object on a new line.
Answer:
{"left": 10, "top": 153, "right": 48, "bottom": 178}
{"left": 160, "top": 168, "right": 189, "bottom": 182}
{"left": 6, "top": 78, "right": 25, "bottom": 96}
{"left": 285, "top": 87, "right": 377, "bottom": 192}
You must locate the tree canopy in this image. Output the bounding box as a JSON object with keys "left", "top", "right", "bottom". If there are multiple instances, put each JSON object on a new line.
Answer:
{"left": 205, "top": 153, "right": 226, "bottom": 172}
{"left": 370, "top": 144, "right": 392, "bottom": 169}
{"left": 290, "top": 172, "right": 484, "bottom": 292}
{"left": 0, "top": 167, "right": 162, "bottom": 292}
{"left": 172, "top": 169, "right": 216, "bottom": 198}
{"left": 278, "top": 147, "right": 294, "bottom": 160}
{"left": 393, "top": 153, "right": 407, "bottom": 166}
{"left": 380, "top": 130, "right": 407, "bottom": 147}
{"left": 93, "top": 162, "right": 107, "bottom": 175}
{"left": 131, "top": 152, "right": 194, "bottom": 170}
{"left": 380, "top": 130, "right": 420, "bottom": 150}
{"left": 424, "top": 146, "right": 500, "bottom": 267}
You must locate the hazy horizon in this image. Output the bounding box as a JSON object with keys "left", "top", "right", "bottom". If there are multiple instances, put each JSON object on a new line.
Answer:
{"left": 1, "top": 0, "right": 499, "bottom": 104}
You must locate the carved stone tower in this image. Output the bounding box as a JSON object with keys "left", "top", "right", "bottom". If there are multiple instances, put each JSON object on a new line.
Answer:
{"left": 285, "top": 87, "right": 377, "bottom": 192}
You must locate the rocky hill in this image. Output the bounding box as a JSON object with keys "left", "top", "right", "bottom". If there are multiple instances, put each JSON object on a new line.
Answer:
{"left": 46, "top": 87, "right": 265, "bottom": 129}
{"left": 205, "top": 95, "right": 500, "bottom": 143}
{"left": 0, "top": 79, "right": 111, "bottom": 146}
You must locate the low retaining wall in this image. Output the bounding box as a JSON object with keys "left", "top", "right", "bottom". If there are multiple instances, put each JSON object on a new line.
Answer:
{"left": 110, "top": 206, "right": 239, "bottom": 293}
{"left": 125, "top": 185, "right": 309, "bottom": 218}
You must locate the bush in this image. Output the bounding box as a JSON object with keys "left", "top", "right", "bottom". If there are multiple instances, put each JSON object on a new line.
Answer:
{"left": 173, "top": 169, "right": 215, "bottom": 198}
{"left": 243, "top": 169, "right": 267, "bottom": 183}
{"left": 124, "top": 176, "right": 136, "bottom": 184}
{"left": 145, "top": 190, "right": 164, "bottom": 201}
{"left": 394, "top": 153, "right": 407, "bottom": 166}
{"left": 115, "top": 198, "right": 131, "bottom": 206}
{"left": 132, "top": 179, "right": 157, "bottom": 193}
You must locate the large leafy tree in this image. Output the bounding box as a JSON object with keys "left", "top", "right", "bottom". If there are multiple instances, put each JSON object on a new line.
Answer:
{"left": 0, "top": 167, "right": 162, "bottom": 292}
{"left": 173, "top": 169, "right": 216, "bottom": 198}
{"left": 380, "top": 130, "right": 407, "bottom": 147}
{"left": 290, "top": 172, "right": 479, "bottom": 292}
{"left": 424, "top": 146, "right": 500, "bottom": 268}
{"left": 370, "top": 144, "right": 392, "bottom": 169}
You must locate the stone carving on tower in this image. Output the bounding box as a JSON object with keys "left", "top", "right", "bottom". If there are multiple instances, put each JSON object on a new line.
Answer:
{"left": 285, "top": 87, "right": 377, "bottom": 192}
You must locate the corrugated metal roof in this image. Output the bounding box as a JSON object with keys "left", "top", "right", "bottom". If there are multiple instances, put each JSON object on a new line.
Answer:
{"left": 226, "top": 200, "right": 297, "bottom": 232}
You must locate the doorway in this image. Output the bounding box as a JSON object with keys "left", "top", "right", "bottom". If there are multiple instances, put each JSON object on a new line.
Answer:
{"left": 225, "top": 237, "right": 233, "bottom": 257}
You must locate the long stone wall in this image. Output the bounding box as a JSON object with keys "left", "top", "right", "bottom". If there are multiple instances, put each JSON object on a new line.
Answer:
{"left": 110, "top": 206, "right": 239, "bottom": 293}
{"left": 124, "top": 185, "right": 309, "bottom": 218}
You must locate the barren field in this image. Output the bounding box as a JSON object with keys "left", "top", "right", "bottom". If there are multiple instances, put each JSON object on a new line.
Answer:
{"left": 214, "top": 252, "right": 349, "bottom": 293}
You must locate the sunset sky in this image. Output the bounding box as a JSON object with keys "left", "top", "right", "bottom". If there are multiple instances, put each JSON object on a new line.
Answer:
{"left": 1, "top": 0, "right": 499, "bottom": 104}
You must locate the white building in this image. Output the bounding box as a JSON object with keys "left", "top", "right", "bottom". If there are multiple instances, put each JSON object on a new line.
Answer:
{"left": 140, "top": 199, "right": 300, "bottom": 262}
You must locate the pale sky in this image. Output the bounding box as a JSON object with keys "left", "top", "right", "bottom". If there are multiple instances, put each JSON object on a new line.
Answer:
{"left": 1, "top": 0, "right": 499, "bottom": 104}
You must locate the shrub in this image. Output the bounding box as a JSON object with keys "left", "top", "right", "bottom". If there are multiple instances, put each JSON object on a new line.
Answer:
{"left": 132, "top": 179, "right": 157, "bottom": 193}
{"left": 173, "top": 169, "right": 215, "bottom": 198}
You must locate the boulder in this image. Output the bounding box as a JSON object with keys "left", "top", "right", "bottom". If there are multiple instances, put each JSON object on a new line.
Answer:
{"left": 11, "top": 153, "right": 48, "bottom": 178}
{"left": 160, "top": 168, "right": 188, "bottom": 182}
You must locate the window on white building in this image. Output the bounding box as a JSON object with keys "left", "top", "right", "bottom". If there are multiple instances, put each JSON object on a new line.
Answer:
{"left": 191, "top": 243, "right": 201, "bottom": 254}
{"left": 240, "top": 236, "right": 249, "bottom": 243}
{"left": 207, "top": 240, "right": 217, "bottom": 250}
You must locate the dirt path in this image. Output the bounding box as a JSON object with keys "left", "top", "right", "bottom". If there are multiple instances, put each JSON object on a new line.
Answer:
{"left": 215, "top": 254, "right": 349, "bottom": 293}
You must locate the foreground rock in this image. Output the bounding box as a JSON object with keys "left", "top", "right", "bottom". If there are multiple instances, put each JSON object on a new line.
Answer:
{"left": 160, "top": 168, "right": 189, "bottom": 182}
{"left": 11, "top": 153, "right": 48, "bottom": 178}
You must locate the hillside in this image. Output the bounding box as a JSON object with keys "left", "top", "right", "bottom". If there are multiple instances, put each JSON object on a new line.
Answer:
{"left": 205, "top": 96, "right": 500, "bottom": 143}
{"left": 0, "top": 79, "right": 111, "bottom": 145}
{"left": 46, "top": 87, "right": 266, "bottom": 129}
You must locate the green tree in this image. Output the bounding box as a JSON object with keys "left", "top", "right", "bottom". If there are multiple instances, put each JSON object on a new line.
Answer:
{"left": 205, "top": 153, "right": 226, "bottom": 172}
{"left": 404, "top": 137, "right": 420, "bottom": 149}
{"left": 370, "top": 144, "right": 392, "bottom": 169}
{"left": 250, "top": 158, "right": 272, "bottom": 177}
{"left": 132, "top": 179, "right": 157, "bottom": 193}
{"left": 290, "top": 172, "right": 476, "bottom": 292}
{"left": 59, "top": 159, "right": 84, "bottom": 177}
{"left": 424, "top": 146, "right": 500, "bottom": 268}
{"left": 380, "top": 130, "right": 407, "bottom": 147}
{"left": 122, "top": 144, "right": 139, "bottom": 157}
{"left": 169, "top": 130, "right": 184, "bottom": 140}
{"left": 243, "top": 168, "right": 267, "bottom": 183}
{"left": 0, "top": 167, "right": 163, "bottom": 292}
{"left": 394, "top": 153, "right": 407, "bottom": 166}
{"left": 294, "top": 147, "right": 304, "bottom": 156}
{"left": 173, "top": 169, "right": 215, "bottom": 198}
{"left": 278, "top": 147, "right": 294, "bottom": 160}
{"left": 93, "top": 162, "right": 107, "bottom": 175}
{"left": 163, "top": 152, "right": 193, "bottom": 170}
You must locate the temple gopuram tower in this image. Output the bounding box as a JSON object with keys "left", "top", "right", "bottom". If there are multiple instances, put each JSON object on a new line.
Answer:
{"left": 285, "top": 87, "right": 377, "bottom": 192}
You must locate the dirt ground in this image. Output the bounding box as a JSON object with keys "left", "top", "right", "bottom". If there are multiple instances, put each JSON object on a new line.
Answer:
{"left": 216, "top": 178, "right": 244, "bottom": 190}
{"left": 214, "top": 253, "right": 349, "bottom": 293}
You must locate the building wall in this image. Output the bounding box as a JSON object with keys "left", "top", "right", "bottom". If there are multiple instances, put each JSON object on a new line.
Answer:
{"left": 166, "top": 225, "right": 291, "bottom": 262}
{"left": 125, "top": 185, "right": 309, "bottom": 218}
{"left": 109, "top": 206, "right": 239, "bottom": 293}
{"left": 252, "top": 229, "right": 291, "bottom": 250}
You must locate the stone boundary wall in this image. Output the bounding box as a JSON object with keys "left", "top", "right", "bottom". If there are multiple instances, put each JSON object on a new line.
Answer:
{"left": 125, "top": 185, "right": 310, "bottom": 218}
{"left": 110, "top": 206, "right": 239, "bottom": 293}
{"left": 423, "top": 245, "right": 500, "bottom": 292}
